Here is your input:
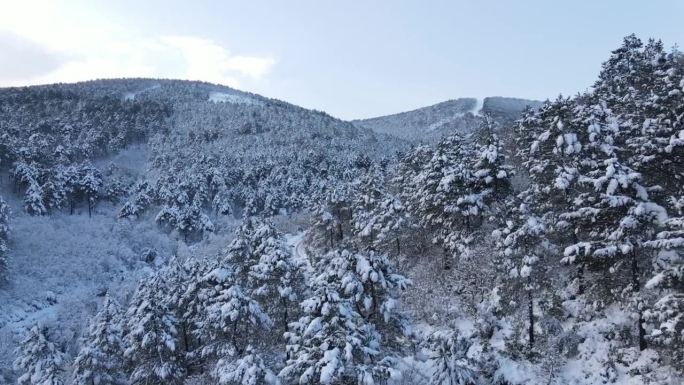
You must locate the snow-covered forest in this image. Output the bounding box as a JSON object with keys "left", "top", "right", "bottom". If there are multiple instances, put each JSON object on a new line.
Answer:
{"left": 1, "top": 35, "right": 683, "bottom": 384}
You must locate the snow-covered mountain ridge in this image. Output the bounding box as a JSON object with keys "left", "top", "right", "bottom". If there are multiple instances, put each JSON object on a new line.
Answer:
{"left": 353, "top": 97, "right": 542, "bottom": 142}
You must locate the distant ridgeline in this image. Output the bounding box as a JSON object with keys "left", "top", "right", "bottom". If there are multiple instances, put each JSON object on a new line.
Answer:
{"left": 352, "top": 96, "right": 542, "bottom": 142}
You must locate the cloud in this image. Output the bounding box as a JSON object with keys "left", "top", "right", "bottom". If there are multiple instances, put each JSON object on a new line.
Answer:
{"left": 160, "top": 36, "right": 276, "bottom": 87}
{"left": 0, "top": 1, "right": 276, "bottom": 88}
{"left": 0, "top": 32, "right": 70, "bottom": 85}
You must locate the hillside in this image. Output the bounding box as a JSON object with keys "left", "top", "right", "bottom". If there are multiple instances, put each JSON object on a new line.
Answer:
{"left": 0, "top": 78, "right": 405, "bottom": 381}
{"left": 353, "top": 96, "right": 542, "bottom": 142}
{"left": 1, "top": 36, "right": 683, "bottom": 385}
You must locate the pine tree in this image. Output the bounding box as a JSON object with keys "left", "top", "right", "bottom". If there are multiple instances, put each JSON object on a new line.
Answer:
{"left": 350, "top": 168, "right": 384, "bottom": 246}
{"left": 471, "top": 116, "right": 513, "bottom": 200}
{"left": 213, "top": 346, "right": 279, "bottom": 385}
{"left": 193, "top": 264, "right": 272, "bottom": 361}
{"left": 0, "top": 195, "right": 10, "bottom": 278}
{"left": 493, "top": 198, "right": 550, "bottom": 350}
{"left": 246, "top": 219, "right": 304, "bottom": 328}
{"left": 162, "top": 259, "right": 208, "bottom": 371}
{"left": 78, "top": 164, "right": 102, "bottom": 218}
{"left": 119, "top": 181, "right": 154, "bottom": 218}
{"left": 280, "top": 249, "right": 407, "bottom": 384}
{"left": 424, "top": 330, "right": 478, "bottom": 385}
{"left": 405, "top": 134, "right": 472, "bottom": 269}
{"left": 313, "top": 184, "right": 351, "bottom": 249}
{"left": 73, "top": 294, "right": 126, "bottom": 385}
{"left": 644, "top": 214, "right": 684, "bottom": 368}
{"left": 13, "top": 326, "right": 66, "bottom": 385}
{"left": 24, "top": 179, "right": 47, "bottom": 216}
{"left": 124, "top": 279, "right": 186, "bottom": 385}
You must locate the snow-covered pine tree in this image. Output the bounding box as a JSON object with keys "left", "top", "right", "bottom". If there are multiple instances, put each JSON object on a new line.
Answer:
{"left": 471, "top": 116, "right": 513, "bottom": 201}
{"left": 161, "top": 259, "right": 210, "bottom": 371}
{"left": 644, "top": 213, "right": 684, "bottom": 368}
{"left": 424, "top": 330, "right": 478, "bottom": 385}
{"left": 349, "top": 168, "right": 384, "bottom": 246}
{"left": 72, "top": 294, "right": 126, "bottom": 385}
{"left": 246, "top": 219, "right": 303, "bottom": 328}
{"left": 348, "top": 167, "right": 407, "bottom": 255}
{"left": 192, "top": 263, "right": 272, "bottom": 363}
{"left": 213, "top": 346, "right": 279, "bottom": 385}
{"left": 563, "top": 145, "right": 666, "bottom": 351}
{"left": 176, "top": 193, "right": 214, "bottom": 241}
{"left": 41, "top": 168, "right": 67, "bottom": 212}
{"left": 370, "top": 192, "right": 406, "bottom": 256}
{"left": 492, "top": 197, "right": 551, "bottom": 351}
{"left": 405, "top": 134, "right": 472, "bottom": 269}
{"left": 13, "top": 326, "right": 66, "bottom": 385}
{"left": 124, "top": 278, "right": 186, "bottom": 385}
{"left": 313, "top": 184, "right": 351, "bottom": 249}
{"left": 78, "top": 164, "right": 102, "bottom": 218}
{"left": 280, "top": 249, "right": 407, "bottom": 384}
{"left": 118, "top": 180, "right": 154, "bottom": 218}
{"left": 24, "top": 179, "right": 47, "bottom": 216}
{"left": 0, "top": 195, "right": 10, "bottom": 278}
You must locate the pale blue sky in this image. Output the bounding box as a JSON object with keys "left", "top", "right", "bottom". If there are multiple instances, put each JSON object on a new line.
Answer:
{"left": 1, "top": 0, "right": 682, "bottom": 119}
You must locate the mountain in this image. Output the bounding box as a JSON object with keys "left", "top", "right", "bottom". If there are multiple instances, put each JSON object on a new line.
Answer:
{"left": 0, "top": 78, "right": 405, "bottom": 376}
{"left": 353, "top": 96, "right": 542, "bottom": 142}
{"left": 2, "top": 34, "right": 684, "bottom": 385}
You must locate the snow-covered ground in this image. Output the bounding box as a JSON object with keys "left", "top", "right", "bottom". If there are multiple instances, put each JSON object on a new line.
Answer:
{"left": 471, "top": 98, "right": 483, "bottom": 116}
{"left": 0, "top": 193, "right": 176, "bottom": 374}
{"left": 123, "top": 84, "right": 161, "bottom": 101}
{"left": 208, "top": 91, "right": 262, "bottom": 106}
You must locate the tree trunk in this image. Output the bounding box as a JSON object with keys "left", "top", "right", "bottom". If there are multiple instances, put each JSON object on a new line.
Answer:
{"left": 631, "top": 252, "right": 647, "bottom": 351}
{"left": 395, "top": 237, "right": 401, "bottom": 256}
{"left": 577, "top": 263, "right": 585, "bottom": 296}
{"left": 443, "top": 248, "right": 451, "bottom": 270}
{"left": 182, "top": 323, "right": 190, "bottom": 359}
{"left": 329, "top": 228, "right": 334, "bottom": 249}
{"left": 282, "top": 297, "right": 289, "bottom": 329}
{"left": 528, "top": 276, "right": 535, "bottom": 349}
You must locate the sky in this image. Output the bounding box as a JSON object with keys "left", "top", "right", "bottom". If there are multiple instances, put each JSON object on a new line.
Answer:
{"left": 0, "top": 1, "right": 682, "bottom": 119}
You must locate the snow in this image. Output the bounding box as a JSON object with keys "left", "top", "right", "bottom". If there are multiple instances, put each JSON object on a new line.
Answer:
{"left": 320, "top": 348, "right": 341, "bottom": 383}
{"left": 123, "top": 84, "right": 161, "bottom": 101}
{"left": 208, "top": 91, "right": 262, "bottom": 106}
{"left": 0, "top": 194, "right": 175, "bottom": 369}
{"left": 470, "top": 98, "right": 484, "bottom": 116}
{"left": 426, "top": 113, "right": 465, "bottom": 132}
{"left": 285, "top": 231, "right": 313, "bottom": 277}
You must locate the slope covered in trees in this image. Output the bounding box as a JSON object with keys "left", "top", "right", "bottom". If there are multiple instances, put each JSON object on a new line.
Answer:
{"left": 1, "top": 35, "right": 684, "bottom": 384}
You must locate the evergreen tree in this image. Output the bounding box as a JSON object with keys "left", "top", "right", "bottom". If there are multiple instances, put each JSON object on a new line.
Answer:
{"left": 280, "top": 249, "right": 407, "bottom": 384}
{"left": 193, "top": 264, "right": 272, "bottom": 364}
{"left": 13, "top": 326, "right": 66, "bottom": 385}
{"left": 493, "top": 198, "right": 551, "bottom": 350}
{"left": 24, "top": 179, "right": 47, "bottom": 216}
{"left": 424, "top": 330, "right": 478, "bottom": 385}
{"left": 644, "top": 214, "right": 684, "bottom": 368}
{"left": 72, "top": 294, "right": 126, "bottom": 385}
{"left": 213, "top": 346, "right": 279, "bottom": 385}
{"left": 124, "top": 279, "right": 186, "bottom": 385}
{"left": 313, "top": 184, "right": 351, "bottom": 249}
{"left": 246, "top": 219, "right": 303, "bottom": 328}
{"left": 0, "top": 195, "right": 10, "bottom": 278}
{"left": 78, "top": 164, "right": 103, "bottom": 218}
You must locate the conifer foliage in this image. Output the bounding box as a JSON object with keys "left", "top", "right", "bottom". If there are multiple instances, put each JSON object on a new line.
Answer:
{"left": 14, "top": 326, "right": 66, "bottom": 385}
{"left": 72, "top": 294, "right": 126, "bottom": 385}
